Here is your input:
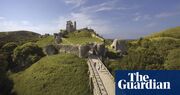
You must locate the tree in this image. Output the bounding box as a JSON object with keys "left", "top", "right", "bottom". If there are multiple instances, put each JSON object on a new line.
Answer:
{"left": 13, "top": 42, "right": 45, "bottom": 71}
{"left": 0, "top": 54, "right": 13, "bottom": 95}
{"left": 0, "top": 54, "right": 8, "bottom": 72}
{"left": 1, "top": 42, "right": 17, "bottom": 55}
{"left": 137, "top": 37, "right": 143, "bottom": 46}
{"left": 1, "top": 42, "right": 18, "bottom": 69}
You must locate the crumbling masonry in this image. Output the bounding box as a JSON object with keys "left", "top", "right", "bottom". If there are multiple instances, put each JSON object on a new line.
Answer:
{"left": 66, "top": 20, "right": 76, "bottom": 32}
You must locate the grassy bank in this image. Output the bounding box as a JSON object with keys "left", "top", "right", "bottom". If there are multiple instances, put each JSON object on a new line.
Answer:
{"left": 10, "top": 54, "right": 90, "bottom": 95}
{"left": 62, "top": 30, "right": 103, "bottom": 45}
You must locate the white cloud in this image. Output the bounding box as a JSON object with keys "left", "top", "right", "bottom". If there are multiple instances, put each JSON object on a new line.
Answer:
{"left": 56, "top": 12, "right": 113, "bottom": 35}
{"left": 0, "top": 17, "right": 5, "bottom": 20}
{"left": 133, "top": 11, "right": 180, "bottom": 22}
{"left": 80, "top": 0, "right": 128, "bottom": 13}
{"left": 0, "top": 20, "right": 59, "bottom": 34}
{"left": 95, "top": 7, "right": 113, "bottom": 12}
{"left": 56, "top": 13, "right": 92, "bottom": 29}
{"left": 143, "top": 15, "right": 151, "bottom": 20}
{"left": 0, "top": 0, "right": 129, "bottom": 36}
{"left": 0, "top": 12, "right": 112, "bottom": 36}
{"left": 133, "top": 14, "right": 152, "bottom": 21}
{"left": 146, "top": 22, "right": 158, "bottom": 27}
{"left": 64, "top": 0, "right": 86, "bottom": 7}
{"left": 57, "top": 0, "right": 126, "bottom": 36}
{"left": 21, "top": 20, "right": 31, "bottom": 25}
{"left": 133, "top": 15, "right": 141, "bottom": 21}
{"left": 155, "top": 12, "right": 180, "bottom": 18}
{"left": 0, "top": 20, "right": 36, "bottom": 31}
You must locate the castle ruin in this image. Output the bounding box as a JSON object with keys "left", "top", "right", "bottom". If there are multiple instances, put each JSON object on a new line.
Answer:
{"left": 66, "top": 20, "right": 76, "bottom": 32}
{"left": 46, "top": 21, "right": 107, "bottom": 58}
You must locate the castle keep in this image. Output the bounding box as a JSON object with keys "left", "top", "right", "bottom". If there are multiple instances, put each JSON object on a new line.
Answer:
{"left": 66, "top": 20, "right": 76, "bottom": 32}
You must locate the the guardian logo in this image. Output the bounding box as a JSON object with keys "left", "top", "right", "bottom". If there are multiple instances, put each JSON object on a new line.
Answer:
{"left": 118, "top": 72, "right": 171, "bottom": 90}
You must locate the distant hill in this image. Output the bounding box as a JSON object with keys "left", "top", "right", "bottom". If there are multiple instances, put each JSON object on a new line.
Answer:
{"left": 0, "top": 30, "right": 40, "bottom": 48}
{"left": 146, "top": 26, "right": 180, "bottom": 39}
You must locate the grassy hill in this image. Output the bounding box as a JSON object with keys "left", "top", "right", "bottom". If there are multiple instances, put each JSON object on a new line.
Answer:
{"left": 130, "top": 26, "right": 180, "bottom": 46}
{"left": 107, "top": 26, "right": 180, "bottom": 72}
{"left": 146, "top": 26, "right": 180, "bottom": 39}
{"left": 0, "top": 30, "right": 40, "bottom": 48}
{"left": 35, "top": 29, "right": 103, "bottom": 47}
{"left": 10, "top": 54, "right": 90, "bottom": 95}
{"left": 36, "top": 36, "right": 54, "bottom": 47}
{"left": 62, "top": 29, "right": 104, "bottom": 45}
{"left": 145, "top": 27, "right": 180, "bottom": 48}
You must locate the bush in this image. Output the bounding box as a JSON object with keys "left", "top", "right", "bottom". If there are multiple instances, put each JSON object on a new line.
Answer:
{"left": 0, "top": 54, "right": 8, "bottom": 72}
{"left": 107, "top": 47, "right": 165, "bottom": 71}
{"left": 0, "top": 54, "right": 13, "bottom": 95}
{"left": 119, "top": 50, "right": 146, "bottom": 70}
{"left": 1, "top": 42, "right": 18, "bottom": 70}
{"left": 13, "top": 42, "right": 45, "bottom": 71}
{"left": 164, "top": 49, "right": 180, "bottom": 70}
{"left": 1, "top": 42, "right": 17, "bottom": 55}
{"left": 106, "top": 51, "right": 120, "bottom": 59}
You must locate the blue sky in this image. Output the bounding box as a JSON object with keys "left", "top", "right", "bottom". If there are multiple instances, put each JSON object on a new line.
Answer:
{"left": 0, "top": 0, "right": 180, "bottom": 39}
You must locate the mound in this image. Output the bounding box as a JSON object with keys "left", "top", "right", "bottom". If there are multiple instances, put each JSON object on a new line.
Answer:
{"left": 10, "top": 54, "right": 90, "bottom": 95}
{"left": 62, "top": 29, "right": 104, "bottom": 45}
{"left": 147, "top": 26, "right": 180, "bottom": 39}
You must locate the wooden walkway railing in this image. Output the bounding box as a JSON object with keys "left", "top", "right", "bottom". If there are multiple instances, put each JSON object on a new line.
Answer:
{"left": 88, "top": 58, "right": 108, "bottom": 95}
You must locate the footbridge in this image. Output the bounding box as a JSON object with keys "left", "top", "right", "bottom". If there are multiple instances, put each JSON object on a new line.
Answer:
{"left": 88, "top": 55, "right": 115, "bottom": 95}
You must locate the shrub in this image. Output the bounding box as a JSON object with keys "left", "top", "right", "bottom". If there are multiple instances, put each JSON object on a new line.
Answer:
{"left": 1, "top": 42, "right": 18, "bottom": 69}
{"left": 0, "top": 54, "right": 8, "bottom": 72}
{"left": 1, "top": 42, "right": 17, "bottom": 55}
{"left": 13, "top": 42, "right": 45, "bottom": 71}
{"left": 0, "top": 54, "right": 13, "bottom": 95}
{"left": 164, "top": 49, "right": 180, "bottom": 70}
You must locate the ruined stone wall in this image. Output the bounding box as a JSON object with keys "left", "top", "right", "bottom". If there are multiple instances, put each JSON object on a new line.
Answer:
{"left": 118, "top": 40, "right": 128, "bottom": 53}
{"left": 43, "top": 44, "right": 58, "bottom": 55}
{"left": 66, "top": 21, "right": 76, "bottom": 32}
{"left": 51, "top": 43, "right": 106, "bottom": 58}
{"left": 56, "top": 44, "right": 79, "bottom": 55}
{"left": 55, "top": 44, "right": 90, "bottom": 58}
{"left": 96, "top": 43, "right": 106, "bottom": 57}
{"left": 79, "top": 45, "right": 91, "bottom": 58}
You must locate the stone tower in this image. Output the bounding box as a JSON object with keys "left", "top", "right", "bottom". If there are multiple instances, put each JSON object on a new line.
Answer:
{"left": 66, "top": 20, "right": 76, "bottom": 32}
{"left": 111, "top": 39, "right": 119, "bottom": 50}
{"left": 74, "top": 21, "right": 76, "bottom": 31}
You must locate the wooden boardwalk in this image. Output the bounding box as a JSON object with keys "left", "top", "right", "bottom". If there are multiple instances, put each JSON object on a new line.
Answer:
{"left": 88, "top": 55, "right": 115, "bottom": 95}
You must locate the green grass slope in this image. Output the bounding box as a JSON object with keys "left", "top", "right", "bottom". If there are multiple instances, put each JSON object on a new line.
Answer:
{"left": 131, "top": 26, "right": 180, "bottom": 45}
{"left": 36, "top": 36, "right": 54, "bottom": 47}
{"left": 10, "top": 54, "right": 90, "bottom": 95}
{"left": 0, "top": 30, "right": 40, "bottom": 48}
{"left": 107, "top": 26, "right": 180, "bottom": 72}
{"left": 147, "top": 26, "right": 180, "bottom": 39}
{"left": 62, "top": 29, "right": 103, "bottom": 45}
{"left": 146, "top": 26, "right": 180, "bottom": 48}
